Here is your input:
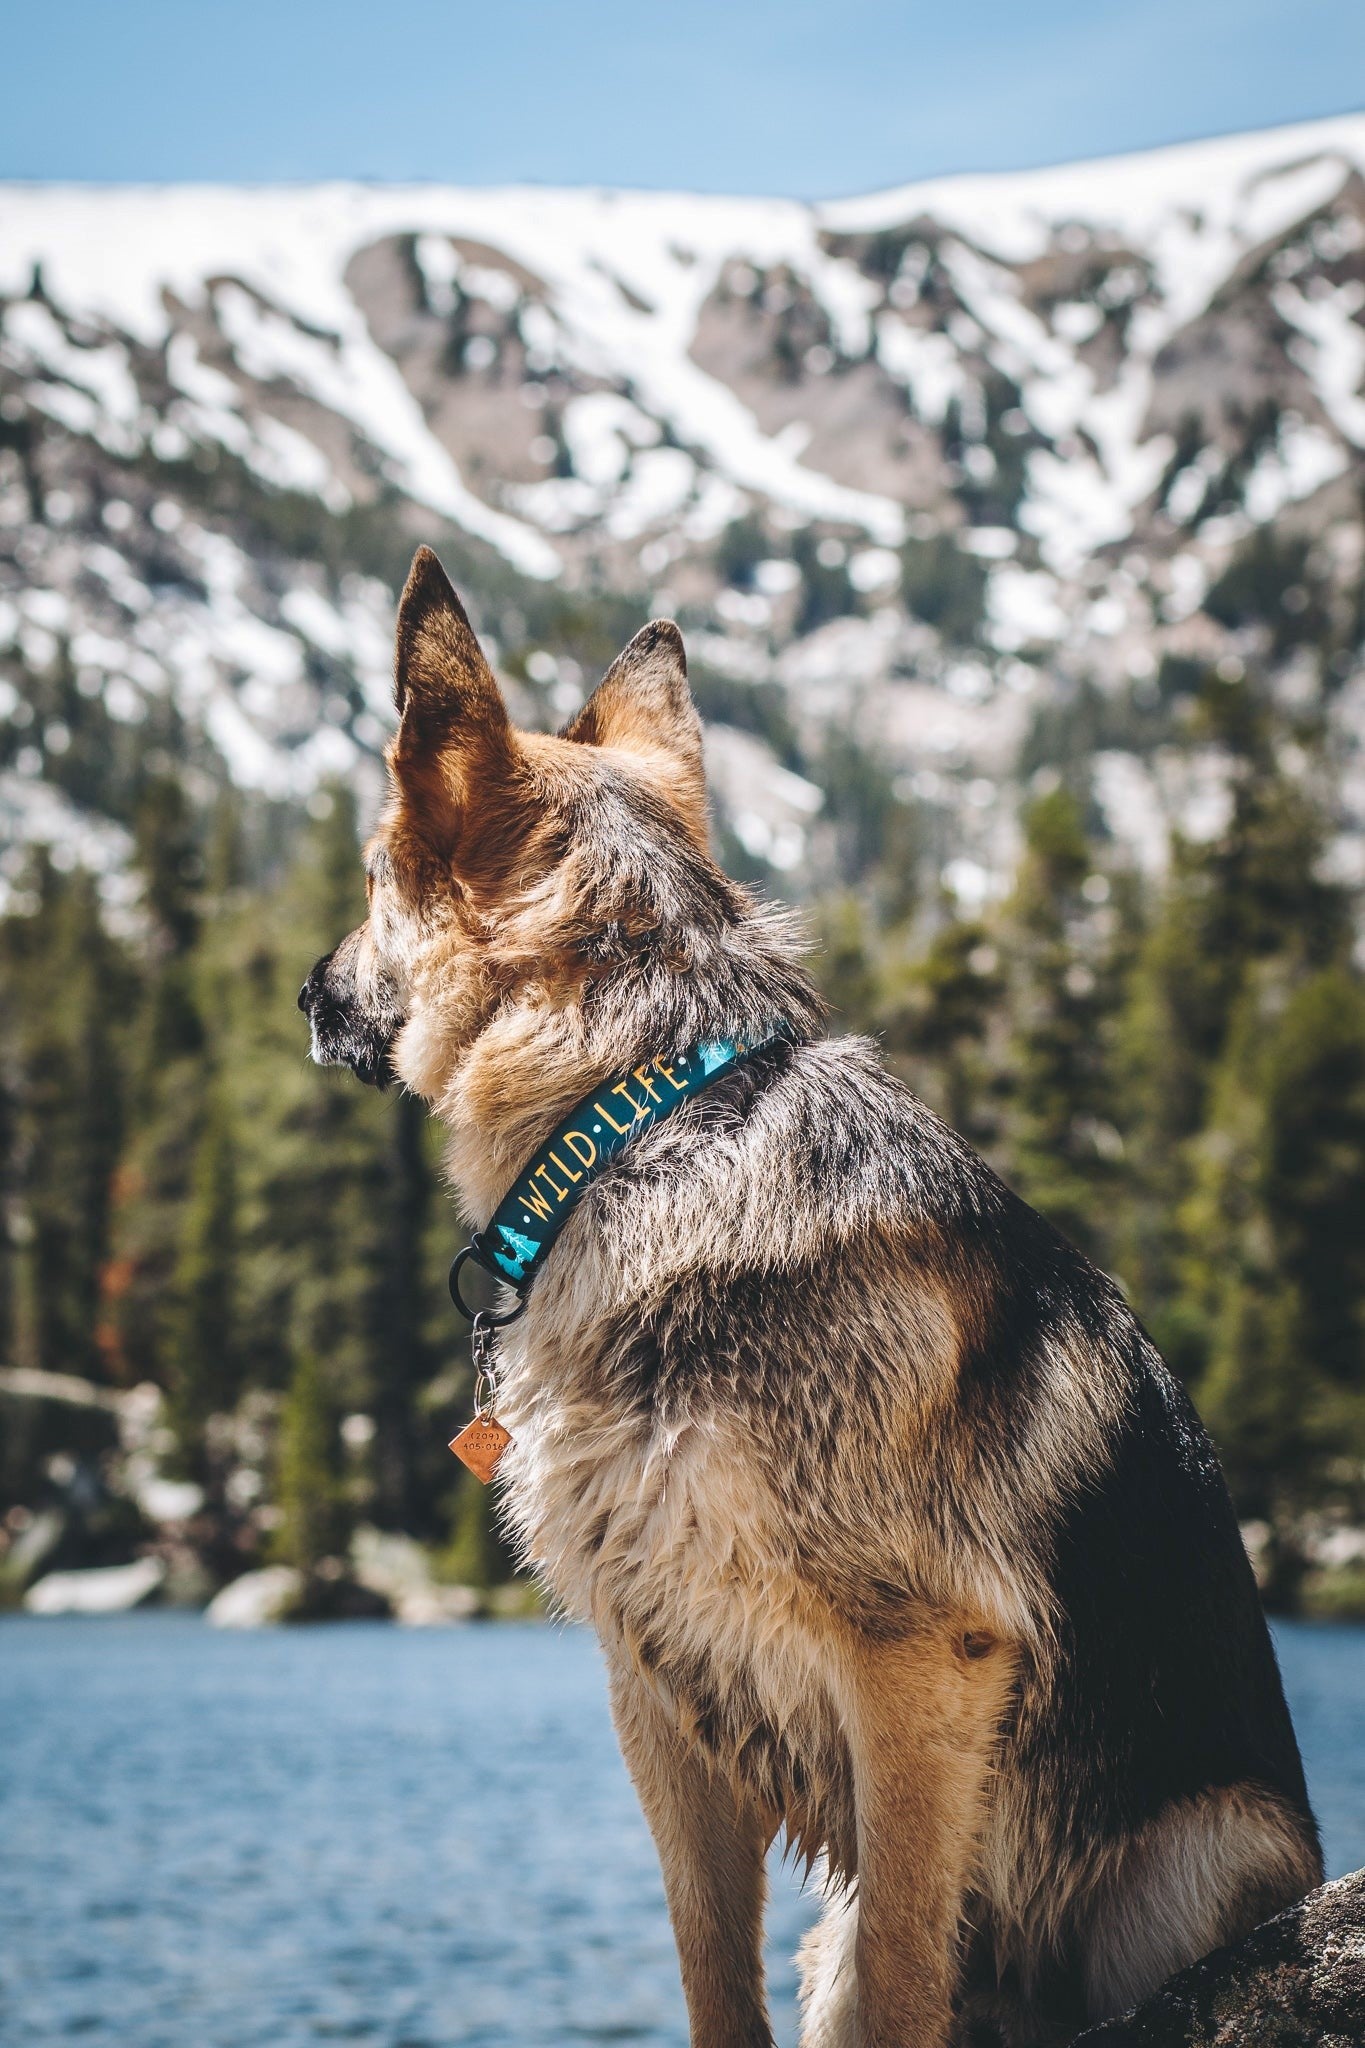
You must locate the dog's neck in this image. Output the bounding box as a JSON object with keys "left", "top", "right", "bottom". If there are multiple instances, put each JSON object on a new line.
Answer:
{"left": 408, "top": 908, "right": 824, "bottom": 1225}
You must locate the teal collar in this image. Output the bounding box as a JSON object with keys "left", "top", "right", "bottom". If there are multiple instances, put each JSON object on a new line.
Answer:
{"left": 449, "top": 1030, "right": 782, "bottom": 1323}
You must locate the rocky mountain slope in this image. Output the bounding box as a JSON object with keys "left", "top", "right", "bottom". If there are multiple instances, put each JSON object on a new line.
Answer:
{"left": 1, "top": 114, "right": 1363, "bottom": 907}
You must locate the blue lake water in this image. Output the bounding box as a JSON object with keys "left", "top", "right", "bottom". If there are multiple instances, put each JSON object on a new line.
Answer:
{"left": 2, "top": 1614, "right": 1362, "bottom": 2047}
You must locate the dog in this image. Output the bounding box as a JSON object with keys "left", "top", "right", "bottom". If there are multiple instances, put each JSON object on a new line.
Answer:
{"left": 300, "top": 546, "right": 1322, "bottom": 2047}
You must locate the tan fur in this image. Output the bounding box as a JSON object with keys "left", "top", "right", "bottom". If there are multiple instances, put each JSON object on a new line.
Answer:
{"left": 610, "top": 1657, "right": 776, "bottom": 2048}
{"left": 563, "top": 618, "right": 711, "bottom": 849}
{"left": 1080, "top": 1784, "right": 1324, "bottom": 2015}
{"left": 842, "top": 1622, "right": 1021, "bottom": 2048}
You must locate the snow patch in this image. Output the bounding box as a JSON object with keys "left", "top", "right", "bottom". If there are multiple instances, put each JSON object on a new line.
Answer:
{"left": 705, "top": 724, "right": 823, "bottom": 872}
{"left": 987, "top": 565, "right": 1067, "bottom": 650}
{"left": 1243, "top": 416, "right": 1348, "bottom": 523}
{"left": 1274, "top": 280, "right": 1365, "bottom": 449}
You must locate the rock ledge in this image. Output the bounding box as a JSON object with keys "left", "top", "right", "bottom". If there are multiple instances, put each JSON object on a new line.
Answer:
{"left": 1071, "top": 1865, "right": 1365, "bottom": 2045}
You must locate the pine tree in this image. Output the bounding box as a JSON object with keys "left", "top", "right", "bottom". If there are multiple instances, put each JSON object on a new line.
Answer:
{"left": 440, "top": 1469, "right": 520, "bottom": 1591}
{"left": 166, "top": 1085, "right": 241, "bottom": 1477}
{"left": 274, "top": 1349, "right": 351, "bottom": 1573}
{"left": 132, "top": 772, "right": 205, "bottom": 1080}
{"left": 810, "top": 894, "right": 882, "bottom": 1031}
{"left": 1113, "top": 849, "right": 1235, "bottom": 1368}
{"left": 1260, "top": 968, "right": 1365, "bottom": 1400}
{"left": 106, "top": 771, "right": 208, "bottom": 1384}
{"left": 368, "top": 1089, "right": 436, "bottom": 1532}
{"left": 219, "top": 784, "right": 443, "bottom": 1532}
{"left": 879, "top": 913, "right": 1005, "bottom": 1152}
{"left": 0, "top": 859, "right": 126, "bottom": 1381}
{"left": 1003, "top": 788, "right": 1120, "bottom": 1263}
{"left": 1182, "top": 982, "right": 1303, "bottom": 1513}
{"left": 1186, "top": 968, "right": 1365, "bottom": 1562}
{"left": 1114, "top": 672, "right": 1348, "bottom": 1359}
{"left": 260, "top": 786, "right": 390, "bottom": 1403}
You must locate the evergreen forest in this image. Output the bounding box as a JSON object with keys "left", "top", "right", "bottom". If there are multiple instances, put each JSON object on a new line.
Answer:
{"left": 2, "top": 651, "right": 1364, "bottom": 1618}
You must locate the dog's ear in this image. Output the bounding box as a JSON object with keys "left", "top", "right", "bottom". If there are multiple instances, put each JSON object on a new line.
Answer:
{"left": 566, "top": 620, "right": 708, "bottom": 844}
{"left": 393, "top": 546, "right": 506, "bottom": 733}
{"left": 389, "top": 548, "right": 523, "bottom": 861}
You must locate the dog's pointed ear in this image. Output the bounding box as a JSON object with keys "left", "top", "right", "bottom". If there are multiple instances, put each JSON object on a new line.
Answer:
{"left": 393, "top": 546, "right": 507, "bottom": 734}
{"left": 389, "top": 547, "right": 520, "bottom": 857}
{"left": 566, "top": 620, "right": 708, "bottom": 843}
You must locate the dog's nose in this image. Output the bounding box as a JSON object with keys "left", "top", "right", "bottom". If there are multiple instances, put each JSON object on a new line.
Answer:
{"left": 299, "top": 952, "right": 334, "bottom": 1015}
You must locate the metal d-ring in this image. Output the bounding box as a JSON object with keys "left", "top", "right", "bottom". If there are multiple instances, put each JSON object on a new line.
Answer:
{"left": 448, "top": 1243, "right": 530, "bottom": 1328}
{"left": 470, "top": 1313, "right": 500, "bottom": 1420}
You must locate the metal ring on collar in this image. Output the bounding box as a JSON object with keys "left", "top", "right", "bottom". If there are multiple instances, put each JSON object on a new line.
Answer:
{"left": 448, "top": 1243, "right": 530, "bottom": 1327}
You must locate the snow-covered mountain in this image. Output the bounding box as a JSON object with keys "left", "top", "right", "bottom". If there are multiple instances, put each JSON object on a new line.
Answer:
{"left": 2, "top": 114, "right": 1364, "bottom": 905}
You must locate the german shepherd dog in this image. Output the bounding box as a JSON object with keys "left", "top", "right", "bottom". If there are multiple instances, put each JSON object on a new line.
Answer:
{"left": 300, "top": 548, "right": 1321, "bottom": 2047}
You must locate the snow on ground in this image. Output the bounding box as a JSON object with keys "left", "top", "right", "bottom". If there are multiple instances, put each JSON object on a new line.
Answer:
{"left": 823, "top": 115, "right": 1365, "bottom": 341}
{"left": 1, "top": 299, "right": 143, "bottom": 456}
{"left": 875, "top": 677, "right": 1034, "bottom": 781}
{"left": 1092, "top": 751, "right": 1170, "bottom": 873}
{"left": 3, "top": 117, "right": 1364, "bottom": 892}
{"left": 874, "top": 316, "right": 967, "bottom": 424}
{"left": 1242, "top": 417, "right": 1350, "bottom": 524}
{"left": 2, "top": 114, "right": 1362, "bottom": 577}
{"left": 704, "top": 724, "right": 823, "bottom": 872}
{"left": 162, "top": 330, "right": 350, "bottom": 506}
{"left": 0, "top": 181, "right": 904, "bottom": 553}
{"left": 559, "top": 393, "right": 660, "bottom": 488}
{"left": 212, "top": 282, "right": 558, "bottom": 577}
{"left": 1275, "top": 280, "right": 1365, "bottom": 449}
{"left": 843, "top": 118, "right": 1364, "bottom": 568}
{"left": 278, "top": 581, "right": 396, "bottom": 723}
{"left": 987, "top": 565, "right": 1068, "bottom": 652}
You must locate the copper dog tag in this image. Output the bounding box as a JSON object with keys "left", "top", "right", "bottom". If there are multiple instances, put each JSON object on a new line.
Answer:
{"left": 449, "top": 1414, "right": 513, "bottom": 1484}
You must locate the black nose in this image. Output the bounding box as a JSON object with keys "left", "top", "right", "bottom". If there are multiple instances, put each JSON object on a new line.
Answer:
{"left": 299, "top": 952, "right": 334, "bottom": 1016}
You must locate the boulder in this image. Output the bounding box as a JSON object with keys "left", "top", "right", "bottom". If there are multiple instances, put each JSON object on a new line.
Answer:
{"left": 204, "top": 1564, "right": 304, "bottom": 1628}
{"left": 351, "top": 1524, "right": 478, "bottom": 1624}
{"left": 393, "top": 1582, "right": 480, "bottom": 1626}
{"left": 205, "top": 1562, "right": 393, "bottom": 1625}
{"left": 1071, "top": 1866, "right": 1365, "bottom": 2045}
{"left": 23, "top": 1556, "right": 165, "bottom": 1614}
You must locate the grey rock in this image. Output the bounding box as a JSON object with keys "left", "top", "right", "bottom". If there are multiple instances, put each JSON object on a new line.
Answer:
{"left": 24, "top": 1556, "right": 165, "bottom": 1614}
{"left": 204, "top": 1564, "right": 304, "bottom": 1628}
{"left": 1071, "top": 1867, "right": 1365, "bottom": 2046}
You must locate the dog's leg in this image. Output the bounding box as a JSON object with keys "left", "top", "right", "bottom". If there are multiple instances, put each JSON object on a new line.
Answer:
{"left": 1080, "top": 1781, "right": 1322, "bottom": 2019}
{"left": 608, "top": 1657, "right": 775, "bottom": 2048}
{"left": 842, "top": 1619, "right": 1016, "bottom": 2048}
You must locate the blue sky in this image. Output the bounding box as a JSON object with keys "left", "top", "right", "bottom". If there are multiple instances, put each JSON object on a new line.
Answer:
{"left": 4, "top": 0, "right": 1362, "bottom": 195}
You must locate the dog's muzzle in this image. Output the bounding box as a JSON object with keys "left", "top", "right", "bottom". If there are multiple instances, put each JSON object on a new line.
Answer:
{"left": 299, "top": 950, "right": 401, "bottom": 1089}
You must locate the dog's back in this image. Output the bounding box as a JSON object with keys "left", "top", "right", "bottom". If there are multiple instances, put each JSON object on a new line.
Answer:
{"left": 498, "top": 1034, "right": 1321, "bottom": 2044}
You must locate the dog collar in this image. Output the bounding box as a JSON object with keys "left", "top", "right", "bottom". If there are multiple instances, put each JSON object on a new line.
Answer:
{"left": 449, "top": 1030, "right": 782, "bottom": 1323}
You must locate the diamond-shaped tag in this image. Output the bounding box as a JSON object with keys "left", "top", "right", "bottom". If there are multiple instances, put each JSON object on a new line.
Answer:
{"left": 449, "top": 1414, "right": 513, "bottom": 1485}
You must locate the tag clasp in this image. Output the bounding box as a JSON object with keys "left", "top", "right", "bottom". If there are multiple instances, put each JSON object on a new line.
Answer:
{"left": 449, "top": 1311, "right": 513, "bottom": 1483}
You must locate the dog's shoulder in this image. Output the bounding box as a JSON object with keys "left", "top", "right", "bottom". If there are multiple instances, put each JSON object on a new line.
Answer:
{"left": 620, "top": 1030, "right": 1003, "bottom": 1226}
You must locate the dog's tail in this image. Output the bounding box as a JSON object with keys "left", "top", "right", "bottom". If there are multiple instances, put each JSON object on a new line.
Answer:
{"left": 796, "top": 1876, "right": 859, "bottom": 2048}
